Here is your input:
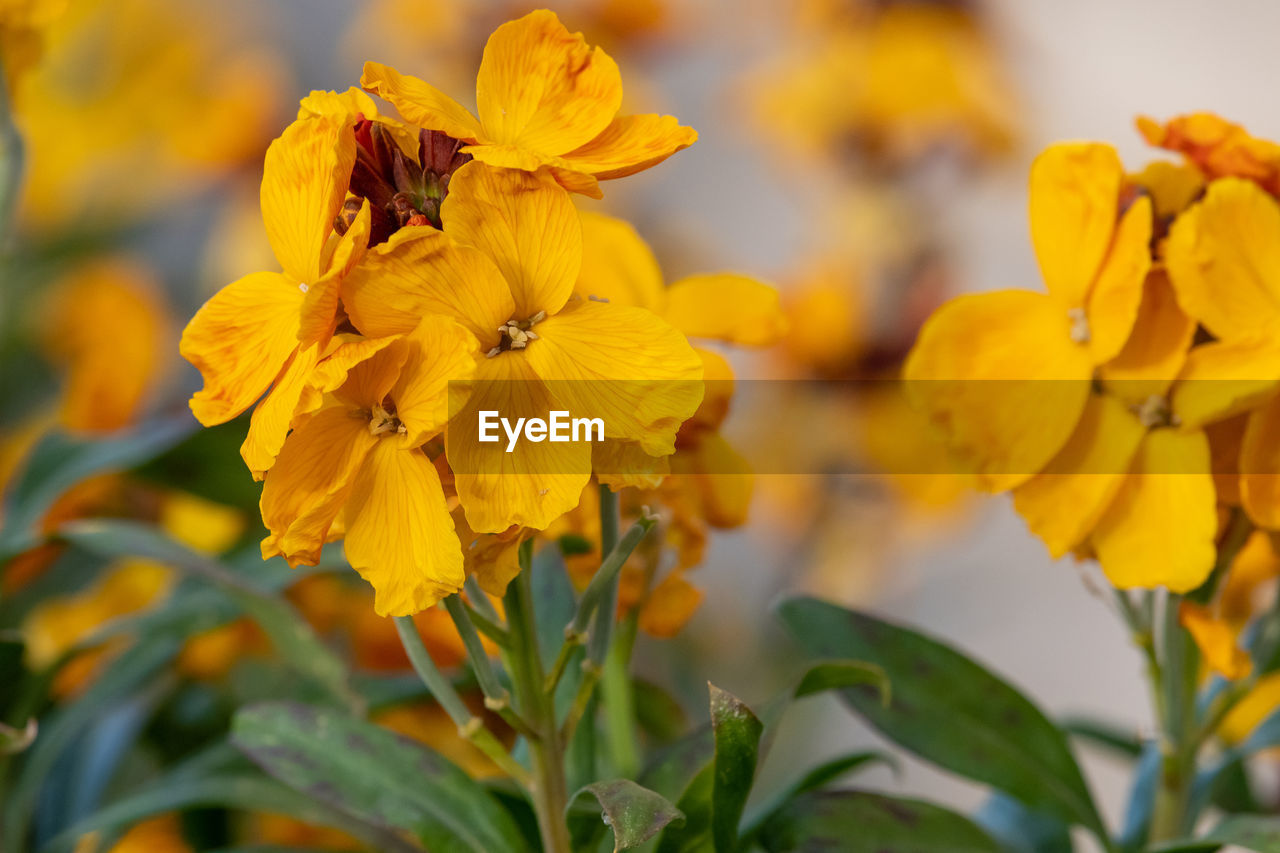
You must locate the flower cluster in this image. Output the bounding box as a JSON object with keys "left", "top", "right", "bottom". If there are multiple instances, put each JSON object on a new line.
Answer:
{"left": 906, "top": 112, "right": 1280, "bottom": 599}
{"left": 181, "top": 10, "right": 726, "bottom": 618}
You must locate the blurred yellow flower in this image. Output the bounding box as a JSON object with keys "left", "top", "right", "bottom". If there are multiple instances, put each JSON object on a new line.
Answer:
{"left": 0, "top": 0, "right": 65, "bottom": 96}
{"left": 360, "top": 9, "right": 696, "bottom": 198}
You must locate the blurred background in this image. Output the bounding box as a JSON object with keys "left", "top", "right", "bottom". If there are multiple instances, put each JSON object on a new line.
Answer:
{"left": 6, "top": 0, "right": 1280, "bottom": 849}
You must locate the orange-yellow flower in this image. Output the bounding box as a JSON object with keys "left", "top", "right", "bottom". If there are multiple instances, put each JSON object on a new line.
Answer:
{"left": 360, "top": 8, "right": 696, "bottom": 198}
{"left": 1139, "top": 112, "right": 1280, "bottom": 197}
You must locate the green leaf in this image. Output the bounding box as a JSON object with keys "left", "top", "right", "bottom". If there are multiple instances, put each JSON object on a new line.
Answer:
{"left": 231, "top": 701, "right": 529, "bottom": 853}
{"left": 758, "top": 790, "right": 1002, "bottom": 853}
{"left": 0, "top": 419, "right": 195, "bottom": 559}
{"left": 1152, "top": 814, "right": 1280, "bottom": 852}
{"left": 1061, "top": 716, "right": 1143, "bottom": 761}
{"left": 634, "top": 678, "right": 688, "bottom": 744}
{"left": 776, "top": 597, "right": 1104, "bottom": 837}
{"left": 42, "top": 774, "right": 419, "bottom": 853}
{"left": 975, "top": 793, "right": 1072, "bottom": 853}
{"left": 710, "top": 684, "right": 762, "bottom": 852}
{"left": 570, "top": 779, "right": 684, "bottom": 851}
{"left": 793, "top": 660, "right": 889, "bottom": 703}
{"left": 655, "top": 764, "right": 714, "bottom": 853}
{"left": 1118, "top": 741, "right": 1161, "bottom": 852}
{"left": 740, "top": 751, "right": 899, "bottom": 844}
{"left": 60, "top": 519, "right": 357, "bottom": 709}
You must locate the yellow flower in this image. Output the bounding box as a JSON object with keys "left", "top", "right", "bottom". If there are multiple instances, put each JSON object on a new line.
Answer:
{"left": 1139, "top": 112, "right": 1280, "bottom": 197}
{"left": 39, "top": 258, "right": 170, "bottom": 433}
{"left": 259, "top": 314, "right": 477, "bottom": 616}
{"left": 905, "top": 142, "right": 1153, "bottom": 492}
{"left": 100, "top": 814, "right": 191, "bottom": 853}
{"left": 180, "top": 113, "right": 375, "bottom": 478}
{"left": 0, "top": 0, "right": 65, "bottom": 96}
{"left": 360, "top": 9, "right": 696, "bottom": 198}
{"left": 343, "top": 163, "right": 704, "bottom": 534}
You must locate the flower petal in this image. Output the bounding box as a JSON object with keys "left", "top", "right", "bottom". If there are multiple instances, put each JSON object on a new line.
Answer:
{"left": 1011, "top": 395, "right": 1145, "bottom": 559}
{"left": 392, "top": 315, "right": 479, "bottom": 448}
{"left": 559, "top": 114, "right": 697, "bottom": 180}
{"left": 663, "top": 273, "right": 788, "bottom": 347}
{"left": 360, "top": 61, "right": 481, "bottom": 142}
{"left": 1166, "top": 177, "right": 1280, "bottom": 341}
{"left": 637, "top": 572, "right": 703, "bottom": 638}
{"left": 447, "top": 352, "right": 591, "bottom": 533}
{"left": 1091, "top": 428, "right": 1216, "bottom": 592}
{"left": 576, "top": 211, "right": 665, "bottom": 312}
{"left": 343, "top": 441, "right": 464, "bottom": 617}
{"left": 260, "top": 405, "right": 377, "bottom": 567}
{"left": 180, "top": 271, "right": 302, "bottom": 426}
{"left": 241, "top": 342, "right": 323, "bottom": 479}
{"left": 1180, "top": 601, "right": 1253, "bottom": 680}
{"left": 903, "top": 290, "right": 1094, "bottom": 491}
{"left": 525, "top": 299, "right": 704, "bottom": 456}
{"left": 298, "top": 199, "right": 371, "bottom": 348}
{"left": 442, "top": 162, "right": 581, "bottom": 319}
{"left": 475, "top": 10, "right": 621, "bottom": 153}
{"left": 1099, "top": 270, "right": 1195, "bottom": 404}
{"left": 334, "top": 337, "right": 410, "bottom": 412}
{"left": 593, "top": 440, "right": 670, "bottom": 491}
{"left": 1085, "top": 194, "right": 1152, "bottom": 363}
{"left": 260, "top": 115, "right": 356, "bottom": 285}
{"left": 1029, "top": 142, "right": 1125, "bottom": 308}
{"left": 671, "top": 432, "right": 755, "bottom": 529}
{"left": 1241, "top": 394, "right": 1280, "bottom": 529}
{"left": 1171, "top": 337, "right": 1280, "bottom": 429}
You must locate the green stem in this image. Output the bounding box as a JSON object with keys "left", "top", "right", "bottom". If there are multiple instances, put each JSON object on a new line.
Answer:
{"left": 443, "top": 596, "right": 538, "bottom": 741}
{"left": 504, "top": 543, "right": 572, "bottom": 853}
{"left": 394, "top": 615, "right": 529, "bottom": 786}
{"left": 0, "top": 62, "right": 23, "bottom": 244}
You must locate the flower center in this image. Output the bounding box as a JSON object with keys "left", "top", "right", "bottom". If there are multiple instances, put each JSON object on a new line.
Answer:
{"left": 338, "top": 116, "right": 472, "bottom": 245}
{"left": 368, "top": 400, "right": 406, "bottom": 437}
{"left": 1136, "top": 394, "right": 1176, "bottom": 429}
{"left": 486, "top": 311, "right": 547, "bottom": 358}
{"left": 1067, "top": 307, "right": 1090, "bottom": 344}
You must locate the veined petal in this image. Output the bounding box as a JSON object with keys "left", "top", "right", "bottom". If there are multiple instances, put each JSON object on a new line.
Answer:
{"left": 298, "top": 200, "right": 371, "bottom": 348}
{"left": 1241, "top": 395, "right": 1280, "bottom": 529}
{"left": 343, "top": 441, "right": 464, "bottom": 617}
{"left": 343, "top": 226, "right": 514, "bottom": 347}
{"left": 1099, "top": 270, "right": 1196, "bottom": 405}
{"left": 360, "top": 61, "right": 481, "bottom": 142}
{"left": 525, "top": 299, "right": 704, "bottom": 456}
{"left": 1029, "top": 142, "right": 1125, "bottom": 308}
{"left": 261, "top": 406, "right": 377, "bottom": 567}
{"left": 448, "top": 353, "right": 590, "bottom": 533}
{"left": 1171, "top": 337, "right": 1280, "bottom": 429}
{"left": 241, "top": 342, "right": 323, "bottom": 479}
{"left": 297, "top": 87, "right": 379, "bottom": 122}
{"left": 442, "top": 162, "right": 582, "bottom": 319}
{"left": 261, "top": 115, "right": 356, "bottom": 285}
{"left": 902, "top": 290, "right": 1093, "bottom": 491}
{"left": 334, "top": 337, "right": 410, "bottom": 412}
{"left": 181, "top": 271, "right": 302, "bottom": 426}
{"left": 1011, "top": 395, "right": 1145, "bottom": 559}
{"left": 593, "top": 439, "right": 669, "bottom": 491}
{"left": 392, "top": 315, "right": 479, "bottom": 448}
{"left": 663, "top": 273, "right": 788, "bottom": 347}
{"left": 1166, "top": 177, "right": 1280, "bottom": 340}
{"left": 671, "top": 432, "right": 755, "bottom": 529}
{"left": 576, "top": 211, "right": 665, "bottom": 312}
{"left": 475, "top": 9, "right": 621, "bottom": 153}
{"left": 1085, "top": 194, "right": 1152, "bottom": 363}
{"left": 558, "top": 114, "right": 698, "bottom": 180}
{"left": 1091, "top": 428, "right": 1216, "bottom": 592}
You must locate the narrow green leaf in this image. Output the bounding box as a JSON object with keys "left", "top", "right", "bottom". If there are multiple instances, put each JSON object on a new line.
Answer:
{"left": 1061, "top": 716, "right": 1143, "bottom": 761}
{"left": 740, "top": 751, "right": 899, "bottom": 844}
{"left": 776, "top": 597, "right": 1104, "bottom": 837}
{"left": 232, "top": 701, "right": 529, "bottom": 853}
{"left": 570, "top": 779, "right": 684, "bottom": 851}
{"left": 655, "top": 764, "right": 714, "bottom": 853}
{"left": 0, "top": 419, "right": 195, "bottom": 558}
{"left": 1117, "top": 741, "right": 1161, "bottom": 853}
{"left": 1152, "top": 814, "right": 1280, "bottom": 852}
{"left": 758, "top": 790, "right": 1002, "bottom": 853}
{"left": 794, "top": 660, "right": 889, "bottom": 703}
{"left": 60, "top": 519, "right": 357, "bottom": 709}
{"left": 710, "top": 684, "right": 762, "bottom": 852}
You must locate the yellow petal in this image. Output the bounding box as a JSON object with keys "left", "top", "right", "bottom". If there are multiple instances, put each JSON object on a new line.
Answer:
{"left": 261, "top": 406, "right": 377, "bottom": 567}
{"left": 1166, "top": 177, "right": 1280, "bottom": 340}
{"left": 180, "top": 271, "right": 302, "bottom": 426}
{"left": 241, "top": 342, "right": 323, "bottom": 479}
{"left": 298, "top": 199, "right": 371, "bottom": 348}
{"left": 1221, "top": 530, "right": 1280, "bottom": 620}
{"left": 558, "top": 113, "right": 698, "bottom": 180}
{"left": 343, "top": 226, "right": 514, "bottom": 347}
{"left": 1011, "top": 395, "right": 1146, "bottom": 559}
{"left": 475, "top": 10, "right": 621, "bottom": 153}
{"left": 360, "top": 61, "right": 481, "bottom": 142}
{"left": 663, "top": 273, "right": 788, "bottom": 347}
{"left": 671, "top": 432, "right": 755, "bottom": 529}
{"left": 1180, "top": 601, "right": 1252, "bottom": 681}
{"left": 442, "top": 162, "right": 581, "bottom": 318}
{"left": 1091, "top": 428, "right": 1216, "bottom": 592}
{"left": 1029, "top": 142, "right": 1125, "bottom": 308}
{"left": 576, "top": 211, "right": 665, "bottom": 312}
{"left": 448, "top": 353, "right": 591, "bottom": 533}
{"left": 297, "top": 86, "right": 379, "bottom": 121}
{"left": 1221, "top": 671, "right": 1280, "bottom": 744}
{"left": 1099, "top": 270, "right": 1196, "bottom": 404}
{"left": 1131, "top": 160, "right": 1205, "bottom": 221}
{"left": 1241, "top": 394, "right": 1280, "bottom": 528}
{"left": 343, "top": 441, "right": 464, "bottom": 617}
{"left": 1171, "top": 337, "right": 1280, "bottom": 429}
{"left": 593, "top": 440, "right": 670, "bottom": 491}
{"left": 391, "top": 315, "right": 479, "bottom": 448}
{"left": 525, "top": 299, "right": 704, "bottom": 456}
{"left": 260, "top": 115, "right": 356, "bottom": 285}
{"left": 1085, "top": 194, "right": 1152, "bottom": 363}
{"left": 903, "top": 290, "right": 1093, "bottom": 491}
{"left": 334, "top": 337, "right": 411, "bottom": 412}
{"left": 638, "top": 572, "right": 703, "bottom": 638}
